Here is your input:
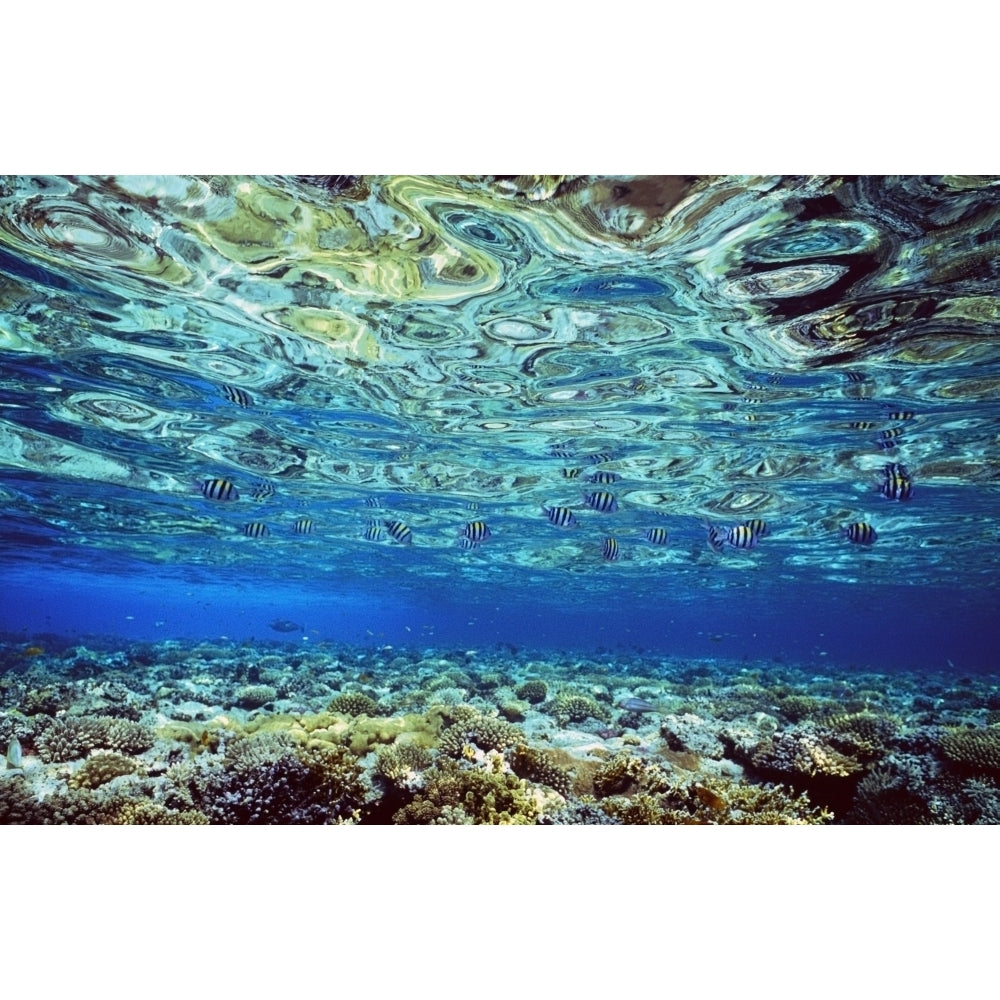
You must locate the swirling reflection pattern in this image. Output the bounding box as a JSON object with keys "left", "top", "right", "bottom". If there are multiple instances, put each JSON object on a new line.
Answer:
{"left": 1, "top": 174, "right": 999, "bottom": 591}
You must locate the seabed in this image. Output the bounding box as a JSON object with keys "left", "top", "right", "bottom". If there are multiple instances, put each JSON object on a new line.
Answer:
{"left": 3, "top": 635, "right": 999, "bottom": 824}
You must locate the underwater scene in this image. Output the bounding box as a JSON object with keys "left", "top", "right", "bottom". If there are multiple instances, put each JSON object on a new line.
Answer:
{"left": 2, "top": 174, "right": 1000, "bottom": 825}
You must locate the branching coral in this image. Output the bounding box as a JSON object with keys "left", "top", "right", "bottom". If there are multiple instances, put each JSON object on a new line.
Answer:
{"left": 171, "top": 731, "right": 368, "bottom": 824}
{"left": 69, "top": 752, "right": 142, "bottom": 790}
{"left": 546, "top": 692, "right": 612, "bottom": 727}
{"left": 438, "top": 711, "right": 524, "bottom": 758}
{"left": 391, "top": 757, "right": 542, "bottom": 825}
{"left": 234, "top": 684, "right": 278, "bottom": 708}
{"left": 35, "top": 716, "right": 155, "bottom": 762}
{"left": 515, "top": 680, "right": 548, "bottom": 704}
{"left": 939, "top": 726, "right": 1000, "bottom": 775}
{"left": 508, "top": 744, "right": 572, "bottom": 796}
{"left": 327, "top": 692, "right": 384, "bottom": 717}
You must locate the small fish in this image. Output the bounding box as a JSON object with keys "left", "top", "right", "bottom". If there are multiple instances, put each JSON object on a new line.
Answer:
{"left": 466, "top": 501, "right": 480, "bottom": 512}
{"left": 293, "top": 518, "right": 314, "bottom": 535}
{"left": 6, "top": 737, "right": 23, "bottom": 769}
{"left": 201, "top": 478, "right": 239, "bottom": 501}
{"left": 878, "top": 427, "right": 904, "bottom": 440}
{"left": 845, "top": 522, "right": 877, "bottom": 544}
{"left": 725, "top": 524, "right": 758, "bottom": 549}
{"left": 880, "top": 462, "right": 913, "bottom": 501}
{"left": 221, "top": 384, "right": 253, "bottom": 408}
{"left": 742, "top": 518, "right": 769, "bottom": 538}
{"left": 849, "top": 421, "right": 876, "bottom": 430}
{"left": 363, "top": 521, "right": 385, "bottom": 542}
{"left": 584, "top": 452, "right": 613, "bottom": 464}
{"left": 269, "top": 619, "right": 303, "bottom": 632}
{"left": 705, "top": 522, "right": 726, "bottom": 553}
{"left": 363, "top": 496, "right": 382, "bottom": 508}
{"left": 458, "top": 536, "right": 480, "bottom": 550}
{"left": 23, "top": 645, "right": 44, "bottom": 658}
{"left": 384, "top": 519, "right": 413, "bottom": 544}
{"left": 462, "top": 520, "right": 491, "bottom": 543}
{"left": 250, "top": 480, "right": 276, "bottom": 501}
{"left": 845, "top": 371, "right": 867, "bottom": 383}
{"left": 243, "top": 521, "right": 269, "bottom": 538}
{"left": 876, "top": 438, "right": 898, "bottom": 451}
{"left": 602, "top": 537, "right": 620, "bottom": 561}
{"left": 883, "top": 408, "right": 915, "bottom": 421}
{"left": 617, "top": 697, "right": 656, "bottom": 713}
{"left": 543, "top": 505, "right": 578, "bottom": 528}
{"left": 584, "top": 490, "right": 618, "bottom": 513}
{"left": 587, "top": 471, "right": 620, "bottom": 484}
{"left": 645, "top": 526, "right": 669, "bottom": 545}
{"left": 561, "top": 468, "right": 581, "bottom": 479}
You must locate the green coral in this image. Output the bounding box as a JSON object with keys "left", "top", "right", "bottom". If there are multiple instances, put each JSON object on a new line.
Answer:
{"left": 940, "top": 726, "right": 1000, "bottom": 775}
{"left": 508, "top": 744, "right": 572, "bottom": 796}
{"left": 234, "top": 684, "right": 278, "bottom": 708}
{"left": 593, "top": 752, "right": 672, "bottom": 798}
{"left": 327, "top": 692, "right": 383, "bottom": 716}
{"left": 69, "top": 752, "right": 141, "bottom": 790}
{"left": 392, "top": 757, "right": 541, "bottom": 825}
{"left": 515, "top": 679, "right": 548, "bottom": 704}
{"left": 36, "top": 716, "right": 154, "bottom": 762}
{"left": 547, "top": 692, "right": 612, "bottom": 726}
{"left": 374, "top": 742, "right": 434, "bottom": 786}
{"left": 438, "top": 711, "right": 523, "bottom": 758}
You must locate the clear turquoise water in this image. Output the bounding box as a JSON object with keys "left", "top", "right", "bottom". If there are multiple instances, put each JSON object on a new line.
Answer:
{"left": 1, "top": 175, "right": 998, "bottom": 670}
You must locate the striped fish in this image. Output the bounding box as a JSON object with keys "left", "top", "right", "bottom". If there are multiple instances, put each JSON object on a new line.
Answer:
{"left": 879, "top": 427, "right": 904, "bottom": 441}
{"left": 850, "top": 421, "right": 876, "bottom": 430}
{"left": 645, "top": 526, "right": 669, "bottom": 546}
{"left": 584, "top": 452, "right": 613, "bottom": 464}
{"left": 845, "top": 522, "right": 877, "bottom": 545}
{"left": 561, "top": 468, "right": 581, "bottom": 479}
{"left": 250, "top": 480, "right": 275, "bottom": 501}
{"left": 462, "top": 520, "right": 491, "bottom": 543}
{"left": 363, "top": 521, "right": 384, "bottom": 542}
{"left": 584, "top": 491, "right": 618, "bottom": 513}
{"left": 383, "top": 519, "right": 413, "bottom": 544}
{"left": 587, "top": 471, "right": 620, "bottom": 484}
{"left": 705, "top": 522, "right": 726, "bottom": 553}
{"left": 459, "top": 536, "right": 480, "bottom": 551}
{"left": 543, "top": 505, "right": 578, "bottom": 528}
{"left": 243, "top": 522, "right": 269, "bottom": 538}
{"left": 221, "top": 384, "right": 253, "bottom": 408}
{"left": 201, "top": 478, "right": 239, "bottom": 501}
{"left": 885, "top": 410, "right": 915, "bottom": 421}
{"left": 880, "top": 463, "right": 913, "bottom": 501}
{"left": 725, "top": 524, "right": 758, "bottom": 549}
{"left": 293, "top": 518, "right": 314, "bottom": 535}
{"left": 602, "top": 537, "right": 620, "bottom": 562}
{"left": 743, "top": 518, "right": 769, "bottom": 538}
{"left": 363, "top": 496, "right": 382, "bottom": 508}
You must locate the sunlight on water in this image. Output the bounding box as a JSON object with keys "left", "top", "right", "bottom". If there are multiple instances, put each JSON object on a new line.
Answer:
{"left": 1, "top": 175, "right": 999, "bottom": 604}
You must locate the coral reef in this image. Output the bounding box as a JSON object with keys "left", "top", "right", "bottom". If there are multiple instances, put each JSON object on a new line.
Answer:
{"left": 515, "top": 679, "right": 548, "bottom": 704}
{"left": 234, "top": 684, "right": 278, "bottom": 708}
{"left": 391, "top": 757, "right": 548, "bottom": 825}
{"left": 69, "top": 752, "right": 142, "bottom": 790}
{"left": 327, "top": 692, "right": 384, "bottom": 716}
{"left": 35, "top": 716, "right": 154, "bottom": 762}
{"left": 939, "top": 726, "right": 1000, "bottom": 775}
{"left": 4, "top": 634, "right": 1000, "bottom": 824}
{"left": 546, "top": 691, "right": 612, "bottom": 726}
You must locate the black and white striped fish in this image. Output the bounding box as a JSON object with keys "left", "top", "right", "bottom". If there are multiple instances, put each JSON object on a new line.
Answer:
{"left": 201, "top": 478, "right": 239, "bottom": 501}
{"left": 384, "top": 519, "right": 413, "bottom": 544}
{"left": 584, "top": 491, "right": 618, "bottom": 513}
